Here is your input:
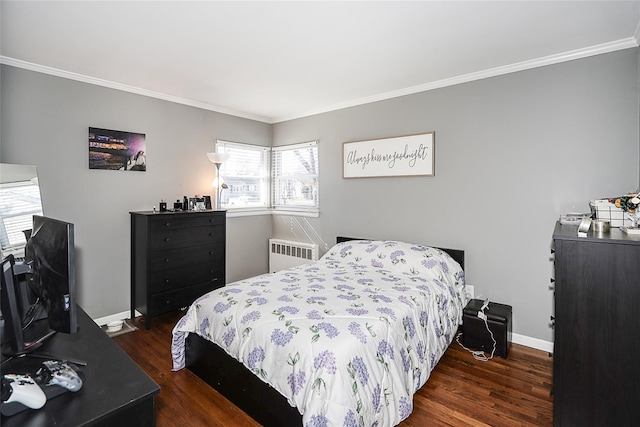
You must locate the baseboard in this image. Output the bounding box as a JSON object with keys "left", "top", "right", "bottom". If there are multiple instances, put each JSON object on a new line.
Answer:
{"left": 94, "top": 310, "right": 140, "bottom": 327}
{"left": 512, "top": 332, "right": 554, "bottom": 354}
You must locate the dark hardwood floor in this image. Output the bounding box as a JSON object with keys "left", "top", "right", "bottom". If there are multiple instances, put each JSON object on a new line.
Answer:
{"left": 113, "top": 311, "right": 553, "bottom": 427}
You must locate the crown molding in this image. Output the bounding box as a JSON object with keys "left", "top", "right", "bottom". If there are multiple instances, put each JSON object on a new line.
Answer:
{"left": 2, "top": 36, "right": 638, "bottom": 125}
{"left": 0, "top": 56, "right": 274, "bottom": 124}
{"left": 273, "top": 37, "right": 640, "bottom": 123}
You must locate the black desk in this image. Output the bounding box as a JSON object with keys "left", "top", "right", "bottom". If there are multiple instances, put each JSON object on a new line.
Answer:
{"left": 1, "top": 306, "right": 160, "bottom": 426}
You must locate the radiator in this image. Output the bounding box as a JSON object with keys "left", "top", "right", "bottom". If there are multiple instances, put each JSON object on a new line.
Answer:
{"left": 269, "top": 239, "right": 319, "bottom": 273}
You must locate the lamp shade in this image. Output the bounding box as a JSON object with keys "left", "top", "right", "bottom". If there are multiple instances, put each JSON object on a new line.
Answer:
{"left": 206, "top": 152, "right": 230, "bottom": 164}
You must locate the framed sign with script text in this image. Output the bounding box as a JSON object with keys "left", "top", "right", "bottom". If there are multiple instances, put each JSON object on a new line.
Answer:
{"left": 342, "top": 132, "right": 435, "bottom": 178}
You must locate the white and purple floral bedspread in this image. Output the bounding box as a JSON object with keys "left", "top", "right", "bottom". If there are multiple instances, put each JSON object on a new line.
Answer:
{"left": 171, "top": 240, "right": 467, "bottom": 427}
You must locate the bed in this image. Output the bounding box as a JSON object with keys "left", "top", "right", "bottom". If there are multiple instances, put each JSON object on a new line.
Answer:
{"left": 171, "top": 238, "right": 467, "bottom": 426}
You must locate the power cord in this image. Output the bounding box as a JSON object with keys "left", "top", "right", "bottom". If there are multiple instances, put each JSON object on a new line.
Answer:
{"left": 22, "top": 298, "right": 43, "bottom": 330}
{"left": 456, "top": 299, "right": 496, "bottom": 361}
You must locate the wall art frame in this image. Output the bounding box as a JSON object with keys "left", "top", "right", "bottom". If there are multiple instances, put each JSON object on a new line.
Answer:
{"left": 342, "top": 132, "right": 435, "bottom": 178}
{"left": 89, "top": 127, "right": 147, "bottom": 171}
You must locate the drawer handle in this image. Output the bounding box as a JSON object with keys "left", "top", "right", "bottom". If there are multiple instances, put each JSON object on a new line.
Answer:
{"left": 165, "top": 279, "right": 170, "bottom": 284}
{"left": 164, "top": 258, "right": 170, "bottom": 263}
{"left": 164, "top": 238, "right": 170, "bottom": 242}
{"left": 165, "top": 222, "right": 171, "bottom": 227}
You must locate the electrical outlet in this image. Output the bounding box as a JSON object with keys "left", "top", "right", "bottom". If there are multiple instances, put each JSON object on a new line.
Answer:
{"left": 464, "top": 285, "right": 475, "bottom": 300}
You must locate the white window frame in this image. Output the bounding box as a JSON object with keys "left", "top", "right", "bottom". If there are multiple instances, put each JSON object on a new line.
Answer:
{"left": 215, "top": 140, "right": 271, "bottom": 212}
{"left": 272, "top": 141, "right": 319, "bottom": 216}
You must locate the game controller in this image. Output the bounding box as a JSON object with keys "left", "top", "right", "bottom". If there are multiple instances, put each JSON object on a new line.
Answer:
{"left": 39, "top": 360, "right": 83, "bottom": 392}
{"left": 2, "top": 374, "right": 47, "bottom": 409}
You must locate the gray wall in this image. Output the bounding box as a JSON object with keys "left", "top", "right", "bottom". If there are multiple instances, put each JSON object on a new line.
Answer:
{"left": 272, "top": 48, "right": 640, "bottom": 343}
{"left": 1, "top": 47, "right": 638, "bottom": 344}
{"left": 0, "top": 65, "right": 272, "bottom": 319}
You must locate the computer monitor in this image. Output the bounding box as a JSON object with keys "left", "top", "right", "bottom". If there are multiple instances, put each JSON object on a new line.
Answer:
{"left": 0, "top": 215, "right": 78, "bottom": 357}
{"left": 1, "top": 254, "right": 26, "bottom": 355}
{"left": 24, "top": 215, "right": 78, "bottom": 334}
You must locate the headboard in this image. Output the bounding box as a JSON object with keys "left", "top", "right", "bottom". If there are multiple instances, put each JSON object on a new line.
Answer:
{"left": 336, "top": 236, "right": 465, "bottom": 270}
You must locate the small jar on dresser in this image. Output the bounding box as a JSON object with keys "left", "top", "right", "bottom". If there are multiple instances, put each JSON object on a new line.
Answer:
{"left": 130, "top": 210, "right": 226, "bottom": 329}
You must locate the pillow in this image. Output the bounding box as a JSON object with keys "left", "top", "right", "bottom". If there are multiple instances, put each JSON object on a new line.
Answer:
{"left": 321, "top": 240, "right": 463, "bottom": 284}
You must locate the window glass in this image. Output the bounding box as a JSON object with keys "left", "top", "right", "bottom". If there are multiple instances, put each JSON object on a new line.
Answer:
{"left": 215, "top": 140, "right": 270, "bottom": 209}
{"left": 272, "top": 141, "right": 319, "bottom": 211}
{"left": 0, "top": 181, "right": 43, "bottom": 255}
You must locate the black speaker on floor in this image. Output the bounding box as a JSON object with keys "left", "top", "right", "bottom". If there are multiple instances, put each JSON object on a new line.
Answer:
{"left": 462, "top": 299, "right": 512, "bottom": 358}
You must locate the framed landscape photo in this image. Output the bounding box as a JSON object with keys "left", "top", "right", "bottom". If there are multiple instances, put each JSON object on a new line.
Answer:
{"left": 342, "top": 132, "right": 435, "bottom": 178}
{"left": 88, "top": 127, "right": 147, "bottom": 171}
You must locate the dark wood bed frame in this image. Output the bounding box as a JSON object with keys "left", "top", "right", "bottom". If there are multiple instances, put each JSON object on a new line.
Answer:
{"left": 185, "top": 237, "right": 465, "bottom": 427}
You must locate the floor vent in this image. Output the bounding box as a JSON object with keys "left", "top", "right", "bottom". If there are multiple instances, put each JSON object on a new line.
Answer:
{"left": 269, "top": 239, "right": 319, "bottom": 273}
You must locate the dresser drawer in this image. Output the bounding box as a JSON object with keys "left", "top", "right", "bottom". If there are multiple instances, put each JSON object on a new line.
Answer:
{"left": 150, "top": 263, "right": 224, "bottom": 294}
{"left": 149, "top": 282, "right": 222, "bottom": 315}
{"left": 148, "top": 213, "right": 224, "bottom": 231}
{"left": 149, "top": 243, "right": 224, "bottom": 272}
{"left": 149, "top": 225, "right": 224, "bottom": 251}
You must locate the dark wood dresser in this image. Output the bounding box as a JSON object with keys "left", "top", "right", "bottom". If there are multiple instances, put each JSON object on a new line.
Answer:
{"left": 130, "top": 210, "right": 226, "bottom": 329}
{"left": 552, "top": 221, "right": 640, "bottom": 426}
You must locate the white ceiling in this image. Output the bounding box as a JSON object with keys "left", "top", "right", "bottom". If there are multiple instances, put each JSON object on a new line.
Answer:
{"left": 2, "top": 1, "right": 639, "bottom": 123}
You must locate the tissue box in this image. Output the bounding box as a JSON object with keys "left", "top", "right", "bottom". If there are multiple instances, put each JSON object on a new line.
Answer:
{"left": 590, "top": 199, "right": 633, "bottom": 227}
{"left": 462, "top": 299, "right": 512, "bottom": 358}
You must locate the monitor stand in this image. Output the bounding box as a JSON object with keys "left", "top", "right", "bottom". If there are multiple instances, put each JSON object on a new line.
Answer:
{"left": 1, "top": 318, "right": 85, "bottom": 366}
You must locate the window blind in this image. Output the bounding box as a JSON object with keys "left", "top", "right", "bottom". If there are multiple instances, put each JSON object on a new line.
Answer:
{"left": 215, "top": 140, "right": 270, "bottom": 209}
{"left": 0, "top": 182, "right": 43, "bottom": 251}
{"left": 272, "top": 141, "right": 319, "bottom": 211}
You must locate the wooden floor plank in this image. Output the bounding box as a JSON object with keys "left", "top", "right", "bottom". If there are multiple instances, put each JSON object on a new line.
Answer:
{"left": 113, "top": 311, "right": 553, "bottom": 426}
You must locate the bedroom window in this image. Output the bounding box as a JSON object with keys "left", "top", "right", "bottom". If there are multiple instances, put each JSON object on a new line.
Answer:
{"left": 215, "top": 140, "right": 270, "bottom": 210}
{"left": 272, "top": 141, "right": 319, "bottom": 213}
{"left": 0, "top": 180, "right": 43, "bottom": 255}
